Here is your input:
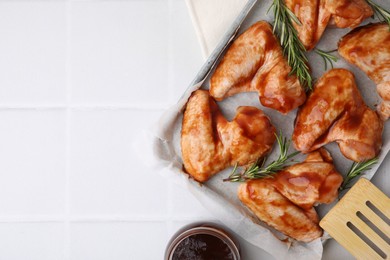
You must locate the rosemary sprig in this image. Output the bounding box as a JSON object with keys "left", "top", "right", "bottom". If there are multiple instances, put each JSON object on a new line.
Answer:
{"left": 223, "top": 133, "right": 300, "bottom": 182}
{"left": 270, "top": 0, "right": 313, "bottom": 91}
{"left": 315, "top": 49, "right": 338, "bottom": 71}
{"left": 366, "top": 0, "right": 390, "bottom": 29}
{"left": 339, "top": 158, "right": 379, "bottom": 191}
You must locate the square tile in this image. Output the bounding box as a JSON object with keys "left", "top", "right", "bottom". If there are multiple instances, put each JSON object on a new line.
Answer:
{"left": 170, "top": 0, "right": 204, "bottom": 102}
{"left": 70, "top": 222, "right": 167, "bottom": 260}
{"left": 0, "top": 110, "right": 66, "bottom": 215}
{"left": 0, "top": 1, "right": 66, "bottom": 105}
{"left": 70, "top": 1, "right": 171, "bottom": 107}
{"left": 69, "top": 109, "right": 169, "bottom": 216}
{"left": 0, "top": 223, "right": 64, "bottom": 260}
{"left": 171, "top": 184, "right": 215, "bottom": 219}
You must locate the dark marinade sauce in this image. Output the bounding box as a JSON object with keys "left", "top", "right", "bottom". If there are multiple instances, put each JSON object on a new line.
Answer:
{"left": 172, "top": 234, "right": 234, "bottom": 260}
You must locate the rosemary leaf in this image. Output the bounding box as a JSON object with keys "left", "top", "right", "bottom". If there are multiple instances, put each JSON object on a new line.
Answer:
{"left": 223, "top": 133, "right": 300, "bottom": 182}
{"left": 339, "top": 158, "right": 379, "bottom": 191}
{"left": 314, "top": 49, "right": 338, "bottom": 71}
{"left": 270, "top": 0, "right": 313, "bottom": 91}
{"left": 366, "top": 0, "right": 390, "bottom": 29}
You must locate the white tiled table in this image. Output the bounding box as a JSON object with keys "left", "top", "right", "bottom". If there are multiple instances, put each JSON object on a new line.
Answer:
{"left": 0, "top": 0, "right": 388, "bottom": 259}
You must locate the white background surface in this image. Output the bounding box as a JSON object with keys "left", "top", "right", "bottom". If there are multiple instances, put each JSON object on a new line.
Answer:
{"left": 0, "top": 0, "right": 388, "bottom": 259}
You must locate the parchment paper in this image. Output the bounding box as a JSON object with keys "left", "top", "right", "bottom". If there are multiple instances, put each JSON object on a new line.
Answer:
{"left": 147, "top": 0, "right": 390, "bottom": 259}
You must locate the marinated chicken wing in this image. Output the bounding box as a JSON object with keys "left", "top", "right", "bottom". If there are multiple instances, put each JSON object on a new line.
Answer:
{"left": 238, "top": 179, "right": 323, "bottom": 242}
{"left": 273, "top": 148, "right": 343, "bottom": 209}
{"left": 181, "top": 90, "right": 276, "bottom": 182}
{"left": 326, "top": 0, "right": 373, "bottom": 28}
{"left": 210, "top": 21, "right": 306, "bottom": 114}
{"left": 292, "top": 69, "right": 383, "bottom": 162}
{"left": 285, "top": 0, "right": 331, "bottom": 50}
{"left": 238, "top": 149, "right": 342, "bottom": 242}
{"left": 285, "top": 0, "right": 372, "bottom": 49}
{"left": 338, "top": 23, "right": 390, "bottom": 120}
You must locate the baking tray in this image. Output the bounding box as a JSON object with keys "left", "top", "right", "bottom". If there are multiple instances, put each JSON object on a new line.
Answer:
{"left": 151, "top": 0, "right": 390, "bottom": 259}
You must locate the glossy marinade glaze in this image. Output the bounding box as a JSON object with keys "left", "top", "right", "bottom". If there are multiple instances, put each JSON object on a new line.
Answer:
{"left": 181, "top": 90, "right": 276, "bottom": 182}
{"left": 339, "top": 22, "right": 390, "bottom": 121}
{"left": 292, "top": 69, "right": 383, "bottom": 162}
{"left": 210, "top": 21, "right": 306, "bottom": 114}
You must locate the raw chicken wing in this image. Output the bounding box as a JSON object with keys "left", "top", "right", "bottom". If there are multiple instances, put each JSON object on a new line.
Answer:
{"left": 285, "top": 0, "right": 373, "bottom": 49}
{"left": 181, "top": 90, "right": 276, "bottom": 182}
{"left": 339, "top": 23, "right": 390, "bottom": 120}
{"left": 326, "top": 0, "right": 373, "bottom": 28}
{"left": 273, "top": 148, "right": 343, "bottom": 209}
{"left": 238, "top": 149, "right": 342, "bottom": 242}
{"left": 285, "top": 0, "right": 331, "bottom": 50}
{"left": 238, "top": 179, "right": 323, "bottom": 242}
{"left": 292, "top": 69, "right": 383, "bottom": 162}
{"left": 210, "top": 21, "right": 306, "bottom": 114}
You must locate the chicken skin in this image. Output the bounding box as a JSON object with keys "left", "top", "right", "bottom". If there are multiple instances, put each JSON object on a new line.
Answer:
{"left": 181, "top": 90, "right": 276, "bottom": 182}
{"left": 285, "top": 0, "right": 331, "bottom": 50}
{"left": 210, "top": 21, "right": 306, "bottom": 114}
{"left": 238, "top": 148, "right": 342, "bottom": 242}
{"left": 239, "top": 179, "right": 323, "bottom": 243}
{"left": 292, "top": 69, "right": 383, "bottom": 162}
{"left": 326, "top": 0, "right": 373, "bottom": 28}
{"left": 339, "top": 23, "right": 390, "bottom": 120}
{"left": 286, "top": 0, "right": 373, "bottom": 50}
{"left": 273, "top": 148, "right": 343, "bottom": 209}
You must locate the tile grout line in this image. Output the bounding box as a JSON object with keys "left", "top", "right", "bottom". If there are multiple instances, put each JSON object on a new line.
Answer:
{"left": 64, "top": 1, "right": 72, "bottom": 259}
{"left": 166, "top": 0, "right": 174, "bottom": 237}
{"left": 0, "top": 0, "right": 139, "bottom": 2}
{"left": 0, "top": 104, "right": 169, "bottom": 111}
{"left": 0, "top": 215, "right": 192, "bottom": 223}
{"left": 0, "top": 215, "right": 200, "bottom": 223}
{"left": 167, "top": 0, "right": 176, "bottom": 109}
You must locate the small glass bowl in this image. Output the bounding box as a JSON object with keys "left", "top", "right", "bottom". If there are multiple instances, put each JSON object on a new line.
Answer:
{"left": 165, "top": 222, "right": 240, "bottom": 260}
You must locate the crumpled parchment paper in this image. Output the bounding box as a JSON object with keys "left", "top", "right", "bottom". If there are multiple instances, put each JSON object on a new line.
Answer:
{"left": 145, "top": 0, "right": 390, "bottom": 259}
